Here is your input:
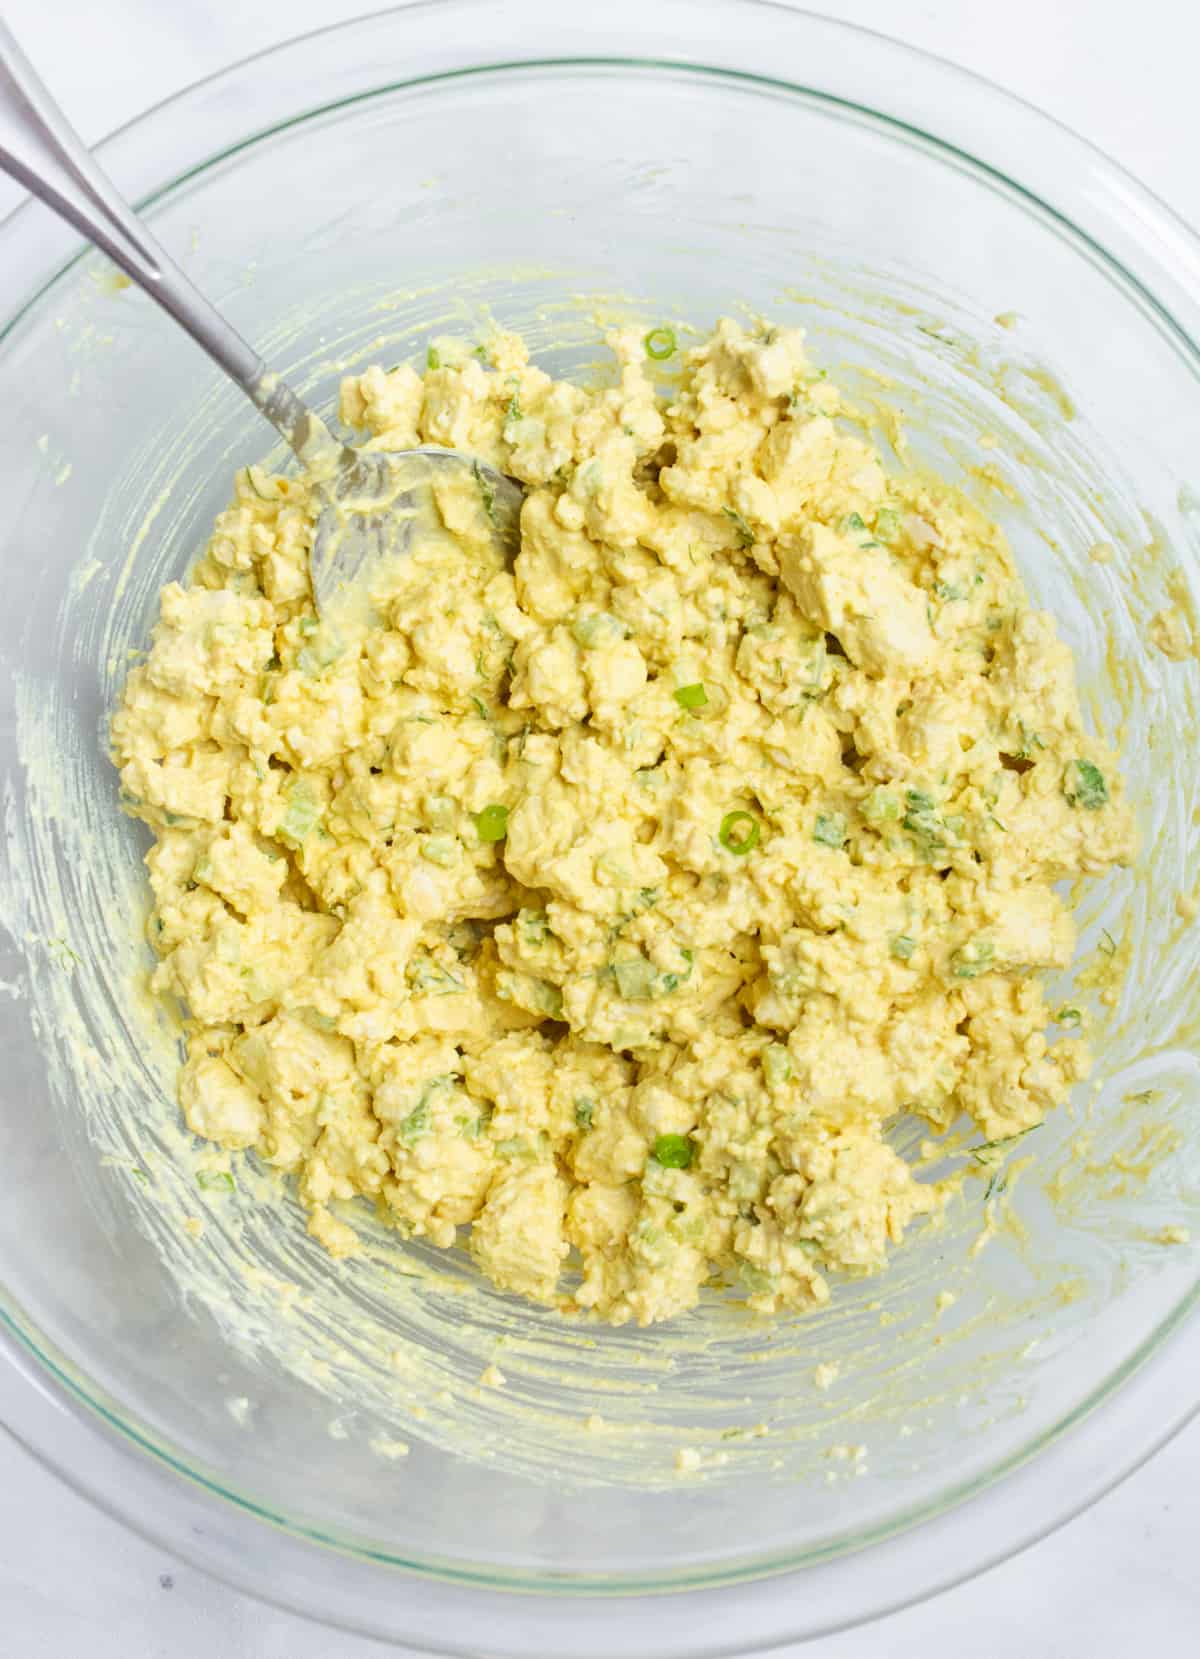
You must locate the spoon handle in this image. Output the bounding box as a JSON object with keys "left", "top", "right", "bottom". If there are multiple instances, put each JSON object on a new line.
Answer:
{"left": 0, "top": 20, "right": 335, "bottom": 460}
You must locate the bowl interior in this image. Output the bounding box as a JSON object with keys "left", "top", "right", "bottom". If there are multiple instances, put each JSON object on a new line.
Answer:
{"left": 0, "top": 50, "right": 1198, "bottom": 1593}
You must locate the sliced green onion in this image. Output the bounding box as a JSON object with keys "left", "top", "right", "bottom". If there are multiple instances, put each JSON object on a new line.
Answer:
{"left": 425, "top": 793, "right": 456, "bottom": 829}
{"left": 813, "top": 811, "right": 846, "bottom": 849}
{"left": 613, "top": 956, "right": 656, "bottom": 1001}
{"left": 298, "top": 637, "right": 342, "bottom": 677}
{"left": 426, "top": 345, "right": 441, "bottom": 370}
{"left": 1056, "top": 1007, "right": 1083, "bottom": 1027}
{"left": 952, "top": 939, "right": 995, "bottom": 979}
{"left": 874, "top": 507, "right": 902, "bottom": 543}
{"left": 574, "top": 1098, "right": 596, "bottom": 1130}
{"left": 278, "top": 783, "right": 319, "bottom": 847}
{"left": 890, "top": 934, "right": 916, "bottom": 961}
{"left": 644, "top": 326, "right": 677, "bottom": 361}
{"left": 400, "top": 1102, "right": 431, "bottom": 1144}
{"left": 763, "top": 1044, "right": 792, "bottom": 1088}
{"left": 719, "top": 810, "right": 761, "bottom": 855}
{"left": 673, "top": 682, "right": 708, "bottom": 710}
{"left": 475, "top": 803, "right": 509, "bottom": 843}
{"left": 196, "top": 1170, "right": 234, "bottom": 1193}
{"left": 653, "top": 1133, "right": 694, "bottom": 1169}
{"left": 571, "top": 611, "right": 626, "bottom": 648}
{"left": 47, "top": 938, "right": 80, "bottom": 971}
{"left": 519, "top": 909, "right": 550, "bottom": 947}
{"left": 862, "top": 787, "right": 900, "bottom": 825}
{"left": 420, "top": 835, "right": 458, "bottom": 867}
{"left": 530, "top": 979, "right": 564, "bottom": 1018}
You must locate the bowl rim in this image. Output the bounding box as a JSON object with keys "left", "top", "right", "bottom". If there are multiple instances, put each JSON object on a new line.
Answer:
{"left": 1, "top": 0, "right": 1198, "bottom": 1649}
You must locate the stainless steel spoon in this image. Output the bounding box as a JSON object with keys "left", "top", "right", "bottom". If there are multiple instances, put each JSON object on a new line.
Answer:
{"left": 0, "top": 21, "right": 523, "bottom": 615}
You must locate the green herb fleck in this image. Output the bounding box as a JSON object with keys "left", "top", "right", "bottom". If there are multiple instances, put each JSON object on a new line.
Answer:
{"left": 1064, "top": 758, "right": 1108, "bottom": 810}
{"left": 426, "top": 345, "right": 441, "bottom": 370}
{"left": 613, "top": 956, "right": 657, "bottom": 1001}
{"left": 722, "top": 506, "right": 755, "bottom": 548}
{"left": 890, "top": 934, "right": 917, "bottom": 961}
{"left": 1056, "top": 1007, "right": 1083, "bottom": 1028}
{"left": 503, "top": 382, "right": 523, "bottom": 436}
{"left": 902, "top": 787, "right": 952, "bottom": 853}
{"left": 657, "top": 949, "right": 695, "bottom": 995}
{"left": 408, "top": 958, "right": 466, "bottom": 995}
{"left": 574, "top": 1098, "right": 596, "bottom": 1131}
{"left": 473, "top": 459, "right": 497, "bottom": 525}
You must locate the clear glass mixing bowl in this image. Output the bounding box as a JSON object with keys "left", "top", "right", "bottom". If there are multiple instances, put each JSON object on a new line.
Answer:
{"left": 0, "top": 3, "right": 1198, "bottom": 1653}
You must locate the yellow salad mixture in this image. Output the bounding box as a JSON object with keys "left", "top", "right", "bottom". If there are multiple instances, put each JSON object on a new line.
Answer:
{"left": 111, "top": 320, "right": 1135, "bottom": 1326}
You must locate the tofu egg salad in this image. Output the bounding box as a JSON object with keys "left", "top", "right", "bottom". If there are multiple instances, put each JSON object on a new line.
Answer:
{"left": 111, "top": 318, "right": 1135, "bottom": 1327}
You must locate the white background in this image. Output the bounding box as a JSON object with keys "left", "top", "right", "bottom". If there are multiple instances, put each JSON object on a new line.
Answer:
{"left": 2, "top": 1, "right": 1199, "bottom": 1654}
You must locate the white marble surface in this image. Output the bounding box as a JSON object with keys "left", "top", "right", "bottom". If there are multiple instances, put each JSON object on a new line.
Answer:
{"left": 1, "top": 0, "right": 1199, "bottom": 1652}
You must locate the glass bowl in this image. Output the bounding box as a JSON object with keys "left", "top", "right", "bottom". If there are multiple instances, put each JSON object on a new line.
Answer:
{"left": 0, "top": 2, "right": 1198, "bottom": 1652}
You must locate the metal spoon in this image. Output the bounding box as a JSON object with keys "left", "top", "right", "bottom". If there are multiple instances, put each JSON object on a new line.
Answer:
{"left": 0, "top": 21, "right": 523, "bottom": 616}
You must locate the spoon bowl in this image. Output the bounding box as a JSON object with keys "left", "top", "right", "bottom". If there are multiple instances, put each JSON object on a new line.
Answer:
{"left": 311, "top": 446, "right": 524, "bottom": 619}
{"left": 0, "top": 19, "right": 523, "bottom": 608}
